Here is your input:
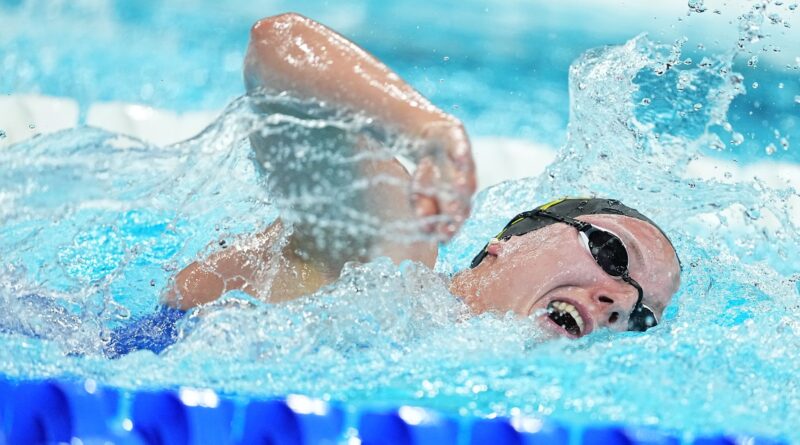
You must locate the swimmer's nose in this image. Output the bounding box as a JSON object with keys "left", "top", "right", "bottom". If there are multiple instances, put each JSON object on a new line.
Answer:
{"left": 595, "top": 294, "right": 633, "bottom": 329}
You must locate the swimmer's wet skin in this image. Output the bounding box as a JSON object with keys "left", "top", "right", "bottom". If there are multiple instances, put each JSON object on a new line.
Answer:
{"left": 469, "top": 198, "right": 677, "bottom": 333}
{"left": 112, "top": 197, "right": 680, "bottom": 357}
{"left": 449, "top": 198, "right": 681, "bottom": 340}
{"left": 142, "top": 14, "right": 681, "bottom": 357}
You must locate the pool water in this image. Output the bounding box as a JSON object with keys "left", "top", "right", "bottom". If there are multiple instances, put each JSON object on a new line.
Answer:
{"left": 1, "top": 0, "right": 800, "bottom": 442}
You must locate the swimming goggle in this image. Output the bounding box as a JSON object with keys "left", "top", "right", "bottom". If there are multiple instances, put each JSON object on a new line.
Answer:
{"left": 470, "top": 209, "right": 658, "bottom": 332}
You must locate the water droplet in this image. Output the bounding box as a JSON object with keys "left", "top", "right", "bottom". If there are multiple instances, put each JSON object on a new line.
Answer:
{"left": 731, "top": 132, "right": 745, "bottom": 146}
{"left": 442, "top": 56, "right": 450, "bottom": 62}
{"left": 765, "top": 143, "right": 777, "bottom": 155}
{"left": 768, "top": 13, "right": 782, "bottom": 25}
{"left": 747, "top": 55, "right": 759, "bottom": 67}
{"left": 752, "top": 82, "right": 759, "bottom": 89}
{"left": 778, "top": 82, "right": 784, "bottom": 89}
{"left": 150, "top": 279, "right": 156, "bottom": 286}
{"left": 578, "top": 82, "right": 588, "bottom": 90}
{"left": 711, "top": 139, "right": 726, "bottom": 150}
{"left": 794, "top": 95, "right": 800, "bottom": 104}
{"left": 688, "top": 0, "right": 707, "bottom": 13}
{"left": 693, "top": 103, "right": 703, "bottom": 111}
{"left": 28, "top": 123, "right": 35, "bottom": 129}
{"left": 641, "top": 98, "right": 652, "bottom": 106}
{"left": 684, "top": 58, "right": 693, "bottom": 65}
{"left": 724, "top": 171, "right": 733, "bottom": 179}
{"left": 780, "top": 138, "right": 790, "bottom": 150}
{"left": 789, "top": 3, "right": 798, "bottom": 11}
{"left": 0, "top": 129, "right": 6, "bottom": 139}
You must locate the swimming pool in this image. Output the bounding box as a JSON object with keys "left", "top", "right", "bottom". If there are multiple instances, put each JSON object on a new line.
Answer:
{"left": 1, "top": 0, "right": 800, "bottom": 443}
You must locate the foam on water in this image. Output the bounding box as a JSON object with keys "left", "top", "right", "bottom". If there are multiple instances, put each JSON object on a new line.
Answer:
{"left": 1, "top": 6, "right": 800, "bottom": 444}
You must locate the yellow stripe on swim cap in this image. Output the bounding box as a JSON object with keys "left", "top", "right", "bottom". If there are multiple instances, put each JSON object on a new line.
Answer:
{"left": 537, "top": 197, "right": 594, "bottom": 211}
{"left": 537, "top": 198, "right": 568, "bottom": 211}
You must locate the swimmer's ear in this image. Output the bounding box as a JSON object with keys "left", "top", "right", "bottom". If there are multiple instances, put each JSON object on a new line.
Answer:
{"left": 486, "top": 238, "right": 503, "bottom": 257}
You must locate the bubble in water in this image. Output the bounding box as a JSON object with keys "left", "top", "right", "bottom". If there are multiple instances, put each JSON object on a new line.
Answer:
{"left": 442, "top": 56, "right": 450, "bottom": 62}
{"left": 688, "top": 0, "right": 707, "bottom": 13}
{"left": 752, "top": 82, "right": 759, "bottom": 89}
{"left": 780, "top": 138, "right": 790, "bottom": 150}
{"left": 28, "top": 123, "right": 35, "bottom": 129}
{"left": 790, "top": 3, "right": 798, "bottom": 10}
{"left": 768, "top": 13, "right": 782, "bottom": 25}
{"left": 765, "top": 143, "right": 777, "bottom": 155}
{"left": 641, "top": 98, "right": 652, "bottom": 106}
{"left": 0, "top": 129, "right": 6, "bottom": 140}
{"left": 731, "top": 132, "right": 745, "bottom": 146}
{"left": 795, "top": 95, "right": 800, "bottom": 104}
{"left": 693, "top": 103, "right": 703, "bottom": 111}
{"left": 747, "top": 55, "right": 759, "bottom": 67}
{"left": 778, "top": 82, "right": 784, "bottom": 89}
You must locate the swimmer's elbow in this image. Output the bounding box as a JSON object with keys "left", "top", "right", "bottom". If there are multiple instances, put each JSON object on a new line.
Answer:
{"left": 250, "top": 12, "right": 313, "bottom": 41}
{"left": 164, "top": 262, "right": 225, "bottom": 310}
{"left": 246, "top": 13, "right": 315, "bottom": 92}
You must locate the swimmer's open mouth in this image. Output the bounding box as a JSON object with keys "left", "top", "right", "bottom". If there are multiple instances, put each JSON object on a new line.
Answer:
{"left": 547, "top": 300, "right": 585, "bottom": 337}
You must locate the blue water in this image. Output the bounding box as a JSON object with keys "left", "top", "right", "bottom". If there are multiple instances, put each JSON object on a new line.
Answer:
{"left": 1, "top": 0, "right": 798, "bottom": 161}
{"left": 2, "top": 0, "right": 800, "bottom": 443}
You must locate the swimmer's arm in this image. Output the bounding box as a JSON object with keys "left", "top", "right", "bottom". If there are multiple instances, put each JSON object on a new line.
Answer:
{"left": 244, "top": 12, "right": 476, "bottom": 237}
{"left": 164, "top": 246, "right": 260, "bottom": 310}
{"left": 164, "top": 223, "right": 282, "bottom": 310}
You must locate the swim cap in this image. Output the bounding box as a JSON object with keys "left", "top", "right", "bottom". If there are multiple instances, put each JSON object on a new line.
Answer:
{"left": 469, "top": 197, "right": 678, "bottom": 268}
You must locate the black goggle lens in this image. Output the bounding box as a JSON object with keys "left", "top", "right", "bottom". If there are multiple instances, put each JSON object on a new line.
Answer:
{"left": 585, "top": 229, "right": 629, "bottom": 277}
{"left": 628, "top": 304, "right": 657, "bottom": 331}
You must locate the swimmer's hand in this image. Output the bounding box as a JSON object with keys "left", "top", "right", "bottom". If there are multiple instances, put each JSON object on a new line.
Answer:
{"left": 412, "top": 119, "right": 476, "bottom": 240}
{"left": 245, "top": 12, "right": 476, "bottom": 242}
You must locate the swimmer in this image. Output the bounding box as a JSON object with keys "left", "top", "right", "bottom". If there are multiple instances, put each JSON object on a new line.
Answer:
{"left": 107, "top": 13, "right": 680, "bottom": 357}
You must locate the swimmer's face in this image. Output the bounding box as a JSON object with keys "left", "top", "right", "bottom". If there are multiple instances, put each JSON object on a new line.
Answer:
{"left": 449, "top": 215, "right": 681, "bottom": 339}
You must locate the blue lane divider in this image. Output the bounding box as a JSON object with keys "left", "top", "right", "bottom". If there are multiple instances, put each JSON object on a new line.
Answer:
{"left": 285, "top": 395, "right": 344, "bottom": 445}
{"left": 240, "top": 399, "right": 303, "bottom": 444}
{"left": 236, "top": 395, "right": 344, "bottom": 444}
{"left": 5, "top": 380, "right": 121, "bottom": 444}
{"left": 470, "top": 417, "right": 569, "bottom": 445}
{"left": 358, "top": 407, "right": 458, "bottom": 445}
{"left": 0, "top": 378, "right": 10, "bottom": 444}
{"left": 694, "top": 437, "right": 787, "bottom": 445}
{"left": 0, "top": 376, "right": 791, "bottom": 445}
{"left": 131, "top": 389, "right": 235, "bottom": 445}
{"left": 621, "top": 427, "right": 680, "bottom": 445}
{"left": 584, "top": 425, "right": 682, "bottom": 445}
